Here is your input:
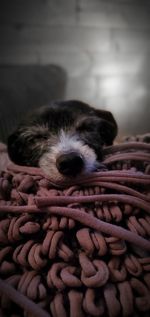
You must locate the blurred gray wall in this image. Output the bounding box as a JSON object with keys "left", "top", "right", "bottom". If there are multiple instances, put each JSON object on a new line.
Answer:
{"left": 0, "top": 0, "right": 150, "bottom": 138}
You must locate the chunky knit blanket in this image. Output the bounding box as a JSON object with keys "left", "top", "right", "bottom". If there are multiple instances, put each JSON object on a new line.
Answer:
{"left": 0, "top": 137, "right": 150, "bottom": 317}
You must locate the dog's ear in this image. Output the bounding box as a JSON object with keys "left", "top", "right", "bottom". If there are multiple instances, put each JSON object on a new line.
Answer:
{"left": 7, "top": 129, "right": 26, "bottom": 165}
{"left": 7, "top": 125, "right": 48, "bottom": 166}
{"left": 94, "top": 109, "right": 118, "bottom": 145}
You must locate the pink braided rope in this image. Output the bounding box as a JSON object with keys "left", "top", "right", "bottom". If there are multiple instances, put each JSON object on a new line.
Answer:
{"left": 0, "top": 140, "right": 150, "bottom": 317}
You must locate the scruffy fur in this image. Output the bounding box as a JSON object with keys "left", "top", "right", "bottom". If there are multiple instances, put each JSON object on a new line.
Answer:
{"left": 7, "top": 100, "right": 117, "bottom": 182}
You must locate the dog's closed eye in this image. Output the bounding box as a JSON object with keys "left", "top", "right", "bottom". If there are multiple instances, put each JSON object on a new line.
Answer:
{"left": 76, "top": 116, "right": 116, "bottom": 146}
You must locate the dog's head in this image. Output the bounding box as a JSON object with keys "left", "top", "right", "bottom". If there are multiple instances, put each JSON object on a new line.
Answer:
{"left": 7, "top": 100, "right": 118, "bottom": 182}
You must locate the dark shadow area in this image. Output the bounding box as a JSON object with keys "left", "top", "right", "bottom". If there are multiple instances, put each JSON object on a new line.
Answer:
{"left": 0, "top": 65, "right": 67, "bottom": 142}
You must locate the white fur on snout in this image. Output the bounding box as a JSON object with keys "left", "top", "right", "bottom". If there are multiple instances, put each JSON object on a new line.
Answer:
{"left": 39, "top": 130, "right": 98, "bottom": 181}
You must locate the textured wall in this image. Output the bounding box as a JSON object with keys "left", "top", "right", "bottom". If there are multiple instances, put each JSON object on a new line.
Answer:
{"left": 0, "top": 0, "right": 150, "bottom": 137}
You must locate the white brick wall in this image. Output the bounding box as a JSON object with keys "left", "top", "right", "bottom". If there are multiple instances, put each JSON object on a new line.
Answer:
{"left": 0, "top": 0, "right": 150, "bottom": 135}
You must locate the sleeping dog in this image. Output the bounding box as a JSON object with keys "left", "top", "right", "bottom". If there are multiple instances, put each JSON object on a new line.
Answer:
{"left": 7, "top": 100, "right": 118, "bottom": 182}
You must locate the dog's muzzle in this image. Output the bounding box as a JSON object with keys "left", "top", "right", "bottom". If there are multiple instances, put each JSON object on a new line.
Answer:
{"left": 56, "top": 152, "right": 84, "bottom": 177}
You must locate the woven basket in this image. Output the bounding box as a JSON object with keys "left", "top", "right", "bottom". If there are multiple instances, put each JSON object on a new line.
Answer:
{"left": 0, "top": 137, "right": 150, "bottom": 317}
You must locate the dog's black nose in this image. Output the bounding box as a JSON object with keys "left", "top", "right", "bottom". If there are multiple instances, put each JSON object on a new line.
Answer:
{"left": 56, "top": 152, "right": 84, "bottom": 176}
